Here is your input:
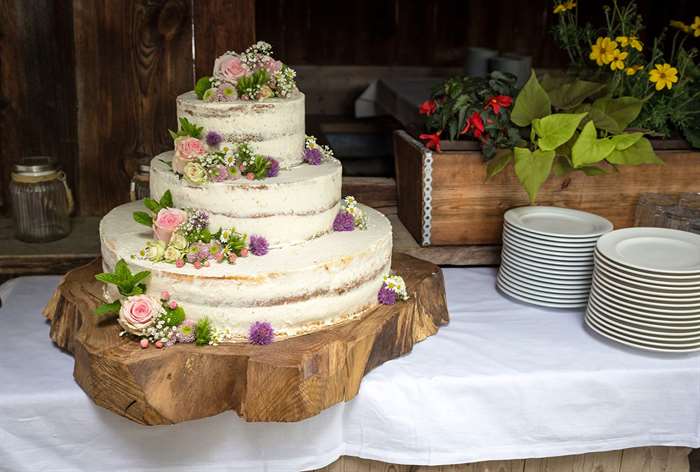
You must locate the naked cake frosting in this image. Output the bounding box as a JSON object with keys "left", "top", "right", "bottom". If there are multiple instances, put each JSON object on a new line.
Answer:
{"left": 97, "top": 42, "right": 407, "bottom": 347}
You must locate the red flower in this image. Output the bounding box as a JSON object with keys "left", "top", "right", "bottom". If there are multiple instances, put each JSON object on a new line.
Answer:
{"left": 485, "top": 95, "right": 513, "bottom": 114}
{"left": 461, "top": 112, "right": 485, "bottom": 138}
{"left": 419, "top": 132, "right": 442, "bottom": 152}
{"left": 419, "top": 99, "right": 437, "bottom": 116}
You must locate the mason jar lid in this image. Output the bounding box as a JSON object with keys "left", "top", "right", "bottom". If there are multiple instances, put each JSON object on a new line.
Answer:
{"left": 13, "top": 156, "right": 59, "bottom": 176}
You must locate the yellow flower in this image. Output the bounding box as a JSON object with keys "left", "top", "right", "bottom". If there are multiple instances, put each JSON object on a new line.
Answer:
{"left": 590, "top": 37, "right": 618, "bottom": 66}
{"left": 610, "top": 50, "right": 628, "bottom": 71}
{"left": 616, "top": 35, "right": 643, "bottom": 52}
{"left": 625, "top": 64, "right": 643, "bottom": 76}
{"left": 691, "top": 16, "right": 700, "bottom": 37}
{"left": 616, "top": 36, "right": 629, "bottom": 46}
{"left": 670, "top": 20, "right": 690, "bottom": 33}
{"left": 649, "top": 63, "right": 679, "bottom": 91}
{"left": 553, "top": 0, "right": 576, "bottom": 13}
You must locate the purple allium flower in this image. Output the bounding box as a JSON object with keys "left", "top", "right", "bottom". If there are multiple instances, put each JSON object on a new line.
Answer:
{"left": 205, "top": 131, "right": 223, "bottom": 148}
{"left": 197, "top": 242, "right": 210, "bottom": 260}
{"left": 186, "top": 251, "right": 198, "bottom": 263}
{"left": 333, "top": 211, "right": 355, "bottom": 232}
{"left": 165, "top": 333, "right": 178, "bottom": 348}
{"left": 176, "top": 319, "right": 196, "bottom": 343}
{"left": 267, "top": 157, "right": 280, "bottom": 177}
{"left": 188, "top": 209, "right": 209, "bottom": 231}
{"left": 378, "top": 283, "right": 396, "bottom": 305}
{"left": 304, "top": 147, "right": 323, "bottom": 165}
{"left": 210, "top": 164, "right": 230, "bottom": 182}
{"left": 248, "top": 321, "right": 274, "bottom": 345}
{"left": 249, "top": 234, "right": 269, "bottom": 256}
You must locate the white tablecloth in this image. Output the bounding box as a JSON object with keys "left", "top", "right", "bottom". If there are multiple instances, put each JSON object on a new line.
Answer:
{"left": 1, "top": 269, "right": 699, "bottom": 472}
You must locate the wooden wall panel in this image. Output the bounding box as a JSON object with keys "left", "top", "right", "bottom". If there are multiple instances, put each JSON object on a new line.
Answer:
{"left": 193, "top": 0, "right": 256, "bottom": 79}
{"left": 72, "top": 0, "right": 193, "bottom": 215}
{"left": 0, "top": 0, "right": 77, "bottom": 213}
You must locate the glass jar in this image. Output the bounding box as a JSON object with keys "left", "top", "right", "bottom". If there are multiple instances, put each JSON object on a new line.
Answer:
{"left": 130, "top": 163, "right": 150, "bottom": 201}
{"left": 10, "top": 156, "right": 74, "bottom": 242}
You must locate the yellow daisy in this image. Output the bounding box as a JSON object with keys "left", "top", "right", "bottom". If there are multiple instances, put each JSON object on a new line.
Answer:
{"left": 670, "top": 20, "right": 690, "bottom": 33}
{"left": 649, "top": 63, "right": 679, "bottom": 91}
{"left": 616, "top": 36, "right": 629, "bottom": 46}
{"left": 553, "top": 1, "right": 576, "bottom": 13}
{"left": 625, "top": 64, "right": 643, "bottom": 76}
{"left": 691, "top": 16, "right": 700, "bottom": 37}
{"left": 610, "top": 50, "right": 628, "bottom": 71}
{"left": 553, "top": 3, "right": 566, "bottom": 13}
{"left": 616, "top": 35, "right": 643, "bottom": 52}
{"left": 590, "top": 37, "right": 618, "bottom": 66}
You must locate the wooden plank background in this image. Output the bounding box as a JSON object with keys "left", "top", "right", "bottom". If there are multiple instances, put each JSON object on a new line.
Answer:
{"left": 1, "top": 0, "right": 696, "bottom": 216}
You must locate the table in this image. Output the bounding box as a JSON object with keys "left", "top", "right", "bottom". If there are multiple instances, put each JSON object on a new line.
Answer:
{"left": 1, "top": 268, "right": 699, "bottom": 471}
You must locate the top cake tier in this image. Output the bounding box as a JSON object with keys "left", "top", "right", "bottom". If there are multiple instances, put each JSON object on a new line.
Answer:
{"left": 176, "top": 91, "right": 305, "bottom": 169}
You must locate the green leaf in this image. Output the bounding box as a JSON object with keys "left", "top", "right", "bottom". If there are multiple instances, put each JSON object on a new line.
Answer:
{"left": 133, "top": 211, "right": 153, "bottom": 227}
{"left": 532, "top": 113, "right": 587, "bottom": 151}
{"left": 485, "top": 149, "right": 513, "bottom": 181}
{"left": 95, "top": 301, "right": 121, "bottom": 316}
{"left": 511, "top": 70, "right": 551, "bottom": 127}
{"left": 95, "top": 273, "right": 122, "bottom": 285}
{"left": 130, "top": 271, "right": 151, "bottom": 286}
{"left": 163, "top": 306, "right": 186, "bottom": 327}
{"left": 606, "top": 137, "right": 664, "bottom": 166}
{"left": 589, "top": 97, "right": 644, "bottom": 134}
{"left": 513, "top": 147, "right": 555, "bottom": 204}
{"left": 609, "top": 132, "right": 643, "bottom": 151}
{"left": 571, "top": 121, "right": 616, "bottom": 168}
{"left": 114, "top": 259, "right": 131, "bottom": 280}
{"left": 143, "top": 198, "right": 160, "bottom": 213}
{"left": 195, "top": 317, "right": 213, "bottom": 346}
{"left": 546, "top": 80, "right": 606, "bottom": 110}
{"left": 552, "top": 156, "right": 575, "bottom": 177}
{"left": 194, "top": 76, "right": 212, "bottom": 99}
{"left": 158, "top": 190, "right": 173, "bottom": 209}
{"left": 578, "top": 165, "right": 608, "bottom": 176}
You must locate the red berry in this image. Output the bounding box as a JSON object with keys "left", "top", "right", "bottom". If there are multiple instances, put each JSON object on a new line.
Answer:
{"left": 194, "top": 260, "right": 202, "bottom": 269}
{"left": 139, "top": 338, "right": 149, "bottom": 349}
{"left": 155, "top": 341, "right": 164, "bottom": 349}
{"left": 240, "top": 248, "right": 249, "bottom": 257}
{"left": 246, "top": 172, "right": 255, "bottom": 180}
{"left": 228, "top": 254, "right": 237, "bottom": 263}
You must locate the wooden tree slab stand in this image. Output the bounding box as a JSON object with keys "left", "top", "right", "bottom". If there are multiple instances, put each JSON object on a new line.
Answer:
{"left": 43, "top": 253, "right": 449, "bottom": 424}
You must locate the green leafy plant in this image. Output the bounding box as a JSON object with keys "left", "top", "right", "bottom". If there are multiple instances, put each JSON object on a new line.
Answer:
{"left": 133, "top": 190, "right": 173, "bottom": 227}
{"left": 168, "top": 117, "right": 204, "bottom": 140}
{"left": 236, "top": 69, "right": 269, "bottom": 99}
{"left": 194, "top": 317, "right": 213, "bottom": 346}
{"left": 194, "top": 76, "right": 212, "bottom": 100}
{"left": 94, "top": 260, "right": 151, "bottom": 315}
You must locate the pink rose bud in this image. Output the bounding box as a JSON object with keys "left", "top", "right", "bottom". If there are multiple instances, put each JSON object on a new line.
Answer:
{"left": 168, "top": 300, "right": 178, "bottom": 309}
{"left": 155, "top": 341, "right": 164, "bottom": 349}
{"left": 246, "top": 172, "right": 255, "bottom": 180}
{"left": 194, "top": 260, "right": 202, "bottom": 269}
{"left": 161, "top": 290, "right": 170, "bottom": 301}
{"left": 216, "top": 253, "right": 224, "bottom": 263}
{"left": 140, "top": 338, "right": 149, "bottom": 349}
{"left": 228, "top": 254, "right": 237, "bottom": 263}
{"left": 175, "top": 259, "right": 185, "bottom": 268}
{"left": 239, "top": 163, "right": 246, "bottom": 171}
{"left": 240, "top": 248, "right": 249, "bottom": 257}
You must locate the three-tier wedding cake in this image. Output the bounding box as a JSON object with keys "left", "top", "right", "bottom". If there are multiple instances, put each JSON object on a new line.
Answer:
{"left": 98, "top": 42, "right": 400, "bottom": 346}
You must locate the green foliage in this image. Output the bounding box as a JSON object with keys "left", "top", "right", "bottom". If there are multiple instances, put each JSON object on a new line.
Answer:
{"left": 194, "top": 76, "right": 212, "bottom": 99}
{"left": 511, "top": 70, "right": 551, "bottom": 126}
{"left": 168, "top": 117, "right": 204, "bottom": 140}
{"left": 236, "top": 69, "right": 269, "bottom": 99}
{"left": 133, "top": 190, "right": 172, "bottom": 226}
{"left": 485, "top": 149, "right": 513, "bottom": 180}
{"left": 133, "top": 211, "right": 153, "bottom": 227}
{"left": 94, "top": 260, "right": 151, "bottom": 315}
{"left": 95, "top": 301, "right": 121, "bottom": 316}
{"left": 571, "top": 122, "right": 617, "bottom": 167}
{"left": 589, "top": 97, "right": 644, "bottom": 134}
{"left": 532, "top": 113, "right": 587, "bottom": 151}
{"left": 544, "top": 78, "right": 606, "bottom": 110}
{"left": 607, "top": 137, "right": 664, "bottom": 165}
{"left": 513, "top": 147, "right": 555, "bottom": 203}
{"left": 195, "top": 317, "right": 213, "bottom": 346}
{"left": 162, "top": 306, "right": 186, "bottom": 327}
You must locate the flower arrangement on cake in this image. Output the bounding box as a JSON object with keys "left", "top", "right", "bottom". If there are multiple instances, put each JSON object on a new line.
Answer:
{"left": 333, "top": 196, "right": 368, "bottom": 232}
{"left": 418, "top": 0, "right": 699, "bottom": 203}
{"left": 194, "top": 41, "right": 297, "bottom": 102}
{"left": 132, "top": 190, "right": 268, "bottom": 268}
{"left": 377, "top": 274, "right": 409, "bottom": 305}
{"left": 303, "top": 135, "right": 335, "bottom": 165}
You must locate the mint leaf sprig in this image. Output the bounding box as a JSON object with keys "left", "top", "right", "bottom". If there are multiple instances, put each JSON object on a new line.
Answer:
{"left": 94, "top": 259, "right": 151, "bottom": 316}
{"left": 133, "top": 190, "right": 173, "bottom": 227}
{"left": 168, "top": 117, "right": 204, "bottom": 140}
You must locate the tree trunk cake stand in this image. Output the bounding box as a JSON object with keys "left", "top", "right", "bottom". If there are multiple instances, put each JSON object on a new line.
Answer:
{"left": 43, "top": 253, "right": 448, "bottom": 424}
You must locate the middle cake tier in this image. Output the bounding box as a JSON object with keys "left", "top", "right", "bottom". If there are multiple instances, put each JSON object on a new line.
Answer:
{"left": 150, "top": 153, "right": 342, "bottom": 248}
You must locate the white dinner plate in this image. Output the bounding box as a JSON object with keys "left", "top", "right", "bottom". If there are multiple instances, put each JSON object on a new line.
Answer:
{"left": 589, "top": 290, "right": 700, "bottom": 321}
{"left": 503, "top": 233, "right": 596, "bottom": 260}
{"left": 504, "top": 221, "right": 602, "bottom": 246}
{"left": 505, "top": 206, "right": 613, "bottom": 238}
{"left": 587, "top": 304, "right": 700, "bottom": 339}
{"left": 593, "top": 259, "right": 700, "bottom": 291}
{"left": 591, "top": 282, "right": 700, "bottom": 314}
{"left": 500, "top": 252, "right": 594, "bottom": 280}
{"left": 594, "top": 250, "right": 700, "bottom": 283}
{"left": 587, "top": 310, "right": 700, "bottom": 343}
{"left": 503, "top": 226, "right": 598, "bottom": 252}
{"left": 593, "top": 270, "right": 700, "bottom": 302}
{"left": 503, "top": 245, "right": 595, "bottom": 268}
{"left": 501, "top": 261, "right": 592, "bottom": 287}
{"left": 587, "top": 297, "right": 700, "bottom": 329}
{"left": 497, "top": 278, "right": 589, "bottom": 309}
{"left": 585, "top": 313, "right": 700, "bottom": 352}
{"left": 592, "top": 277, "right": 700, "bottom": 308}
{"left": 498, "top": 271, "right": 590, "bottom": 300}
{"left": 499, "top": 266, "right": 592, "bottom": 294}
{"left": 597, "top": 227, "right": 700, "bottom": 275}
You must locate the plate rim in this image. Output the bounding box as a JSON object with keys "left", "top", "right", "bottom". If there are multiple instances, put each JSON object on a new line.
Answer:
{"left": 503, "top": 246, "right": 595, "bottom": 268}
{"left": 503, "top": 225, "right": 599, "bottom": 252}
{"left": 588, "top": 297, "right": 700, "bottom": 328}
{"left": 585, "top": 315, "right": 700, "bottom": 352}
{"left": 593, "top": 257, "right": 700, "bottom": 289}
{"left": 592, "top": 276, "right": 700, "bottom": 308}
{"left": 499, "top": 270, "right": 591, "bottom": 299}
{"left": 501, "top": 251, "right": 595, "bottom": 278}
{"left": 501, "top": 261, "right": 593, "bottom": 287}
{"left": 497, "top": 278, "right": 589, "bottom": 308}
{"left": 499, "top": 266, "right": 592, "bottom": 293}
{"left": 503, "top": 221, "right": 602, "bottom": 244}
{"left": 587, "top": 304, "right": 700, "bottom": 339}
{"left": 502, "top": 233, "right": 597, "bottom": 259}
{"left": 586, "top": 309, "right": 700, "bottom": 344}
{"left": 593, "top": 269, "right": 700, "bottom": 302}
{"left": 588, "top": 292, "right": 700, "bottom": 322}
{"left": 591, "top": 281, "right": 700, "bottom": 314}
{"left": 505, "top": 206, "right": 614, "bottom": 238}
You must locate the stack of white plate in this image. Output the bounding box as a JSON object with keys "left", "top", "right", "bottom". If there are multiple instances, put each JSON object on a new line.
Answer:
{"left": 586, "top": 227, "right": 700, "bottom": 353}
{"left": 497, "top": 207, "right": 614, "bottom": 308}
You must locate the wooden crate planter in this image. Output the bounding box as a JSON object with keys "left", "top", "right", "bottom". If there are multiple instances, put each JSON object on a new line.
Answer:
{"left": 394, "top": 130, "right": 700, "bottom": 246}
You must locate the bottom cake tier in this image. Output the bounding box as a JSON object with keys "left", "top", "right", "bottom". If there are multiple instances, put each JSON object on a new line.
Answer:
{"left": 100, "top": 201, "right": 393, "bottom": 341}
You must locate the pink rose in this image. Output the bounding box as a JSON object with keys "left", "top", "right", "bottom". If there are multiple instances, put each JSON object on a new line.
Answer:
{"left": 152, "top": 207, "right": 187, "bottom": 243}
{"left": 118, "top": 295, "right": 162, "bottom": 336}
{"left": 262, "top": 57, "right": 282, "bottom": 75}
{"left": 215, "top": 55, "right": 249, "bottom": 82}
{"left": 173, "top": 136, "right": 206, "bottom": 174}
